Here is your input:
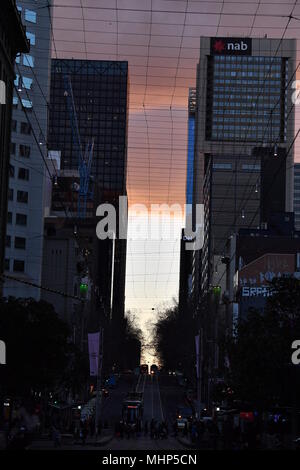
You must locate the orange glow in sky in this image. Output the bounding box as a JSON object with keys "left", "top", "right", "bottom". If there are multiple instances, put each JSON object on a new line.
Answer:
{"left": 52, "top": 0, "right": 300, "bottom": 343}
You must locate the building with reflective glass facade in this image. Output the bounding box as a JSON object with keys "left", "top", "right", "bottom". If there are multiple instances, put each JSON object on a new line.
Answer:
{"left": 47, "top": 58, "right": 129, "bottom": 331}
{"left": 192, "top": 36, "right": 296, "bottom": 300}
{"left": 4, "top": 1, "right": 51, "bottom": 300}
{"left": 195, "top": 37, "right": 296, "bottom": 214}
{"left": 49, "top": 59, "right": 128, "bottom": 196}
{"left": 186, "top": 88, "right": 196, "bottom": 210}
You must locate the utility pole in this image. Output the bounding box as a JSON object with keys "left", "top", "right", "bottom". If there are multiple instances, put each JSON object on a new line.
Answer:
{"left": 95, "top": 327, "right": 104, "bottom": 437}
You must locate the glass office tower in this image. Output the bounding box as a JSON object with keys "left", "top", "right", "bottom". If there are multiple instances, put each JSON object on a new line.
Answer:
{"left": 49, "top": 59, "right": 128, "bottom": 195}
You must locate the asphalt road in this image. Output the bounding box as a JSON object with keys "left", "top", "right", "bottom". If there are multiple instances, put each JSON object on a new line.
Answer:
{"left": 29, "top": 373, "right": 187, "bottom": 450}
{"left": 101, "top": 373, "right": 186, "bottom": 450}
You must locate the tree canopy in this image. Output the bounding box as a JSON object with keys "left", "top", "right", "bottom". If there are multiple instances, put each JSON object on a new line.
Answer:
{"left": 226, "top": 277, "right": 300, "bottom": 408}
{"left": 0, "top": 298, "right": 87, "bottom": 397}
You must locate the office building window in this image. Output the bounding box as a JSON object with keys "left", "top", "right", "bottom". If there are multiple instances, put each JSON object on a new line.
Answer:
{"left": 4, "top": 259, "right": 10, "bottom": 271}
{"left": 242, "top": 164, "right": 261, "bottom": 171}
{"left": 16, "top": 213, "right": 27, "bottom": 226}
{"left": 13, "top": 260, "right": 25, "bottom": 272}
{"left": 5, "top": 236, "right": 11, "bottom": 248}
{"left": 26, "top": 32, "right": 35, "bottom": 45}
{"left": 15, "top": 237, "right": 26, "bottom": 250}
{"left": 25, "top": 9, "right": 36, "bottom": 23}
{"left": 20, "top": 122, "right": 31, "bottom": 134}
{"left": 11, "top": 143, "right": 16, "bottom": 155}
{"left": 22, "top": 77, "right": 33, "bottom": 90}
{"left": 8, "top": 188, "right": 14, "bottom": 201}
{"left": 213, "top": 163, "right": 232, "bottom": 170}
{"left": 21, "top": 99, "right": 33, "bottom": 109}
{"left": 9, "top": 165, "right": 15, "bottom": 178}
{"left": 19, "top": 144, "right": 30, "bottom": 158}
{"left": 18, "top": 168, "right": 29, "bottom": 181}
{"left": 17, "top": 191, "right": 28, "bottom": 204}
{"left": 23, "top": 54, "right": 34, "bottom": 68}
{"left": 7, "top": 212, "right": 12, "bottom": 224}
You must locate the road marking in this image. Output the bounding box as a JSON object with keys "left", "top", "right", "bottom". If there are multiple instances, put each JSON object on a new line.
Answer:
{"left": 151, "top": 374, "right": 154, "bottom": 419}
{"left": 135, "top": 372, "right": 142, "bottom": 392}
{"left": 156, "top": 374, "right": 164, "bottom": 422}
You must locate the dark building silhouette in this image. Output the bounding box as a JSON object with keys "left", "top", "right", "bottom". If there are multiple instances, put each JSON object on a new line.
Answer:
{"left": 47, "top": 59, "right": 129, "bottom": 369}
{"left": 0, "top": 1, "right": 29, "bottom": 294}
{"left": 49, "top": 59, "right": 128, "bottom": 194}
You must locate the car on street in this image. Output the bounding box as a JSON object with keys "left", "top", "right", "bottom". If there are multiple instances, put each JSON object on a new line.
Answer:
{"left": 176, "top": 406, "right": 194, "bottom": 429}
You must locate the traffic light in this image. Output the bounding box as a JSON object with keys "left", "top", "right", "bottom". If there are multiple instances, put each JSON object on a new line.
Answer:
{"left": 80, "top": 282, "right": 88, "bottom": 296}
{"left": 212, "top": 286, "right": 221, "bottom": 296}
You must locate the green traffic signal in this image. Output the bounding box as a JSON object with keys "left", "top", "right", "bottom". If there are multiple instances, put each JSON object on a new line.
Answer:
{"left": 212, "top": 286, "right": 221, "bottom": 296}
{"left": 80, "top": 283, "right": 88, "bottom": 295}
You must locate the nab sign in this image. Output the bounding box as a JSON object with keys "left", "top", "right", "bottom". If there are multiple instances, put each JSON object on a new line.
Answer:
{"left": 211, "top": 37, "right": 252, "bottom": 56}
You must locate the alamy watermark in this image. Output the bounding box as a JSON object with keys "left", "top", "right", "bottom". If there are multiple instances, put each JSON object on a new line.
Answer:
{"left": 95, "top": 196, "right": 204, "bottom": 251}
{"left": 0, "top": 80, "right": 6, "bottom": 105}
{"left": 0, "top": 340, "right": 6, "bottom": 365}
{"left": 292, "top": 81, "right": 300, "bottom": 105}
{"left": 291, "top": 340, "right": 300, "bottom": 365}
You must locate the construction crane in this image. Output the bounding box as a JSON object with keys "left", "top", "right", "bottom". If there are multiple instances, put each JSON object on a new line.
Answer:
{"left": 63, "top": 75, "right": 94, "bottom": 218}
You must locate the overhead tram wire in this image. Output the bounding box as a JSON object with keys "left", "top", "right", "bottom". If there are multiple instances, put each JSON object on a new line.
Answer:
{"left": 79, "top": 0, "right": 88, "bottom": 61}
{"left": 155, "top": 0, "right": 189, "bottom": 298}
{"left": 36, "top": 4, "right": 295, "bottom": 19}
{"left": 207, "top": 3, "right": 298, "bottom": 261}
{"left": 26, "top": 0, "right": 300, "bottom": 8}
{"left": 213, "top": 56, "right": 300, "bottom": 272}
{"left": 12, "top": 82, "right": 95, "bottom": 277}
{"left": 139, "top": 0, "right": 154, "bottom": 299}
{"left": 1, "top": 273, "right": 85, "bottom": 301}
{"left": 230, "top": 1, "right": 299, "bottom": 219}
{"left": 23, "top": 2, "right": 300, "bottom": 298}
{"left": 215, "top": 126, "right": 300, "bottom": 287}
{"left": 14, "top": 20, "right": 102, "bottom": 281}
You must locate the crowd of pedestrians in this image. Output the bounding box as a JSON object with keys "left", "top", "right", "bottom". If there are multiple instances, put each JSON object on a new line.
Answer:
{"left": 176, "top": 415, "right": 292, "bottom": 450}
{"left": 114, "top": 419, "right": 169, "bottom": 440}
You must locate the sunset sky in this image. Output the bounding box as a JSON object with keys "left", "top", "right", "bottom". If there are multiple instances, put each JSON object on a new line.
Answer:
{"left": 51, "top": 0, "right": 300, "bottom": 349}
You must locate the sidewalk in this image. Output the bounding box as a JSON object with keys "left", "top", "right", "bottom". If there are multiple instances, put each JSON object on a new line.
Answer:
{"left": 28, "top": 429, "right": 114, "bottom": 449}
{"left": 176, "top": 434, "right": 197, "bottom": 449}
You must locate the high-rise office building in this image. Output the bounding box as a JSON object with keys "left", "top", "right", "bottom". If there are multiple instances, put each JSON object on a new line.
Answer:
{"left": 0, "top": 1, "right": 28, "bottom": 295}
{"left": 49, "top": 59, "right": 128, "bottom": 196}
{"left": 48, "top": 59, "right": 129, "bottom": 327}
{"left": 179, "top": 89, "right": 197, "bottom": 314}
{"left": 195, "top": 37, "right": 296, "bottom": 213}
{"left": 294, "top": 163, "right": 300, "bottom": 231}
{"left": 186, "top": 88, "right": 196, "bottom": 221}
{"left": 193, "top": 38, "right": 296, "bottom": 403}
{"left": 194, "top": 37, "right": 296, "bottom": 288}
{"left": 4, "top": 1, "right": 51, "bottom": 299}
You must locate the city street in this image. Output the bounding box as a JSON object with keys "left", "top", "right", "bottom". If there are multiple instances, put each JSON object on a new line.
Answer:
{"left": 29, "top": 373, "right": 189, "bottom": 450}
{"left": 1, "top": 1, "right": 300, "bottom": 455}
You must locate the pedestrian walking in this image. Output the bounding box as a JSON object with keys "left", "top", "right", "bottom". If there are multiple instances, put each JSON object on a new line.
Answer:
{"left": 150, "top": 418, "right": 155, "bottom": 439}
{"left": 144, "top": 420, "right": 149, "bottom": 437}
{"left": 52, "top": 425, "right": 61, "bottom": 448}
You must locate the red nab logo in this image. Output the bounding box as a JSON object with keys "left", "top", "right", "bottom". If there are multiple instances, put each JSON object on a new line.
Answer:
{"left": 211, "top": 37, "right": 252, "bottom": 56}
{"left": 213, "top": 40, "right": 225, "bottom": 53}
